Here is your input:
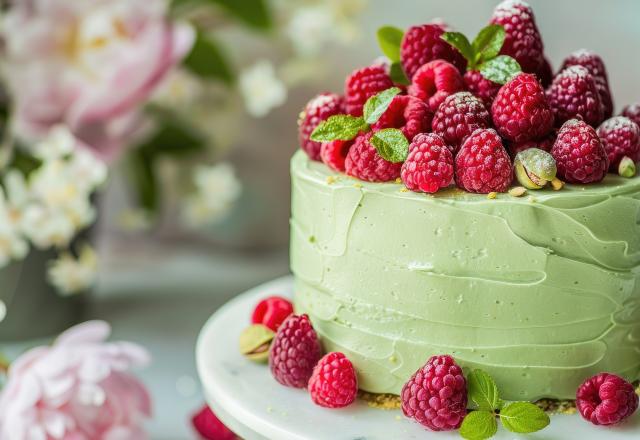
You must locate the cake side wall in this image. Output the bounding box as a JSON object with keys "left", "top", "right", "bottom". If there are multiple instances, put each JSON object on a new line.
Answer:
{"left": 290, "top": 151, "right": 640, "bottom": 401}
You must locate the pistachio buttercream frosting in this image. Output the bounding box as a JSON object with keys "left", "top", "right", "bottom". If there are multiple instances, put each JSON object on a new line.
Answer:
{"left": 290, "top": 150, "right": 640, "bottom": 401}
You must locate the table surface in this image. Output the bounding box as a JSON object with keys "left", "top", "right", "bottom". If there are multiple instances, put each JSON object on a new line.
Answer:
{"left": 197, "top": 276, "right": 640, "bottom": 440}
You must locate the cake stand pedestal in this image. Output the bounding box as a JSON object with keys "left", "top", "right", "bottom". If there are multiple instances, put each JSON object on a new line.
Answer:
{"left": 196, "top": 276, "right": 640, "bottom": 440}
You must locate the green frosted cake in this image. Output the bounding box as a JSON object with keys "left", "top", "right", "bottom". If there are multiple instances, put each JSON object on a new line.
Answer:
{"left": 290, "top": 150, "right": 640, "bottom": 401}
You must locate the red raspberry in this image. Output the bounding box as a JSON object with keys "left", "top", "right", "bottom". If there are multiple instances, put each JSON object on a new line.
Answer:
{"left": 344, "top": 65, "right": 394, "bottom": 116}
{"left": 432, "top": 92, "right": 491, "bottom": 153}
{"left": 492, "top": 73, "right": 554, "bottom": 143}
{"left": 345, "top": 132, "right": 402, "bottom": 182}
{"left": 298, "top": 93, "right": 344, "bottom": 161}
{"left": 597, "top": 116, "right": 640, "bottom": 169}
{"left": 320, "top": 140, "right": 353, "bottom": 172}
{"left": 551, "top": 119, "right": 608, "bottom": 184}
{"left": 561, "top": 49, "right": 613, "bottom": 119}
{"left": 576, "top": 373, "right": 639, "bottom": 426}
{"left": 191, "top": 405, "right": 237, "bottom": 440}
{"left": 546, "top": 65, "right": 603, "bottom": 127}
{"left": 536, "top": 56, "right": 553, "bottom": 88}
{"left": 372, "top": 95, "right": 432, "bottom": 142}
{"left": 507, "top": 131, "right": 556, "bottom": 157}
{"left": 621, "top": 103, "right": 640, "bottom": 128}
{"left": 251, "top": 296, "right": 294, "bottom": 332}
{"left": 401, "top": 355, "right": 467, "bottom": 431}
{"left": 400, "top": 24, "right": 466, "bottom": 79}
{"left": 463, "top": 70, "right": 501, "bottom": 108}
{"left": 455, "top": 128, "right": 513, "bottom": 193}
{"left": 308, "top": 352, "right": 358, "bottom": 409}
{"left": 490, "top": 0, "right": 544, "bottom": 73}
{"left": 408, "top": 60, "right": 465, "bottom": 112}
{"left": 401, "top": 133, "right": 454, "bottom": 193}
{"left": 269, "top": 314, "right": 322, "bottom": 388}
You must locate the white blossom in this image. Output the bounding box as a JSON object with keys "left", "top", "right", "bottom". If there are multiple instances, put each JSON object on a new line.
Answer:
{"left": 0, "top": 187, "right": 28, "bottom": 268}
{"left": 183, "top": 163, "right": 242, "bottom": 227}
{"left": 47, "top": 245, "right": 99, "bottom": 296}
{"left": 239, "top": 60, "right": 287, "bottom": 118}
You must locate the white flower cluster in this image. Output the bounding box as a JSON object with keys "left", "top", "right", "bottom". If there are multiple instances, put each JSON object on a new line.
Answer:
{"left": 0, "top": 126, "right": 106, "bottom": 273}
{"left": 47, "top": 245, "right": 99, "bottom": 296}
{"left": 183, "top": 162, "right": 242, "bottom": 227}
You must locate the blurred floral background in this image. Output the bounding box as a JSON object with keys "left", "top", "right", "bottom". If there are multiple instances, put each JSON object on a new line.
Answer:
{"left": 0, "top": 0, "right": 638, "bottom": 438}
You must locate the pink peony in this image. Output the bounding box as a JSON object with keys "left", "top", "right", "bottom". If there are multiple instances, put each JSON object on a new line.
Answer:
{"left": 1, "top": 0, "right": 194, "bottom": 162}
{"left": 0, "top": 321, "right": 152, "bottom": 440}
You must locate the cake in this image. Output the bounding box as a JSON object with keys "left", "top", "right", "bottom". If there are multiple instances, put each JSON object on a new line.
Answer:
{"left": 291, "top": 150, "right": 640, "bottom": 401}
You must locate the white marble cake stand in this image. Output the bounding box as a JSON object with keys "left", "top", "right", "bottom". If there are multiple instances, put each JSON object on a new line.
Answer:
{"left": 196, "top": 276, "right": 640, "bottom": 440}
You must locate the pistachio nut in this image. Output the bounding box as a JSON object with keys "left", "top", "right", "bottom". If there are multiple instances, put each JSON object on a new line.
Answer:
{"left": 514, "top": 148, "right": 557, "bottom": 189}
{"left": 239, "top": 324, "right": 275, "bottom": 363}
{"left": 618, "top": 156, "right": 636, "bottom": 178}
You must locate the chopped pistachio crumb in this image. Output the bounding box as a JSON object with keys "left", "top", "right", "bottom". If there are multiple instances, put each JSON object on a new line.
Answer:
{"left": 399, "top": 187, "right": 409, "bottom": 193}
{"left": 487, "top": 192, "right": 498, "bottom": 199}
{"left": 358, "top": 391, "right": 401, "bottom": 410}
{"left": 395, "top": 177, "right": 402, "bottom": 184}
{"left": 353, "top": 183, "right": 363, "bottom": 189}
{"left": 509, "top": 186, "right": 527, "bottom": 197}
{"left": 551, "top": 177, "right": 564, "bottom": 191}
{"left": 326, "top": 175, "right": 339, "bottom": 184}
{"left": 309, "top": 236, "right": 316, "bottom": 243}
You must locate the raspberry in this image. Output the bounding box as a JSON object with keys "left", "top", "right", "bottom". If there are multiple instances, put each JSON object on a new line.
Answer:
{"left": 455, "top": 128, "right": 513, "bottom": 193}
{"left": 551, "top": 119, "right": 608, "bottom": 184}
{"left": 546, "top": 65, "right": 604, "bottom": 127}
{"left": 344, "top": 65, "right": 394, "bottom": 116}
{"left": 308, "top": 352, "right": 358, "bottom": 409}
{"left": 463, "top": 70, "right": 501, "bottom": 108}
{"left": 490, "top": 0, "right": 544, "bottom": 73}
{"left": 251, "top": 296, "right": 294, "bottom": 332}
{"left": 298, "top": 93, "right": 344, "bottom": 161}
{"left": 372, "top": 95, "right": 432, "bottom": 142}
{"left": 401, "top": 355, "right": 467, "bottom": 431}
{"left": 191, "top": 405, "right": 237, "bottom": 440}
{"left": 536, "top": 56, "right": 553, "bottom": 88}
{"left": 408, "top": 60, "right": 465, "bottom": 112}
{"left": 401, "top": 133, "right": 454, "bottom": 193}
{"left": 621, "top": 103, "right": 640, "bottom": 128}
{"left": 507, "top": 131, "right": 556, "bottom": 157}
{"left": 576, "top": 373, "right": 639, "bottom": 426}
{"left": 400, "top": 24, "right": 466, "bottom": 79}
{"left": 321, "top": 140, "right": 353, "bottom": 172}
{"left": 432, "top": 92, "right": 491, "bottom": 152}
{"left": 492, "top": 73, "right": 554, "bottom": 143}
{"left": 561, "top": 49, "right": 613, "bottom": 119}
{"left": 597, "top": 116, "right": 640, "bottom": 169}
{"left": 345, "top": 132, "right": 402, "bottom": 182}
{"left": 269, "top": 314, "right": 322, "bottom": 388}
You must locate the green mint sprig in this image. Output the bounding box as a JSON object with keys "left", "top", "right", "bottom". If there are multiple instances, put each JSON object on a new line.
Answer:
{"left": 460, "top": 369, "right": 550, "bottom": 440}
{"left": 310, "top": 87, "right": 409, "bottom": 163}
{"left": 441, "top": 24, "right": 521, "bottom": 84}
{"left": 376, "top": 26, "right": 410, "bottom": 85}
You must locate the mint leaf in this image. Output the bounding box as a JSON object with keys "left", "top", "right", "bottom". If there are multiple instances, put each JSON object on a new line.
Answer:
{"left": 390, "top": 62, "right": 410, "bottom": 85}
{"left": 500, "top": 402, "right": 550, "bottom": 434}
{"left": 479, "top": 55, "right": 521, "bottom": 84}
{"left": 441, "top": 32, "right": 474, "bottom": 65}
{"left": 363, "top": 87, "right": 401, "bottom": 125}
{"left": 371, "top": 128, "right": 408, "bottom": 163}
{"left": 459, "top": 411, "right": 498, "bottom": 440}
{"left": 472, "top": 24, "right": 505, "bottom": 64}
{"left": 468, "top": 370, "right": 501, "bottom": 411}
{"left": 310, "top": 115, "right": 367, "bottom": 142}
{"left": 377, "top": 26, "right": 404, "bottom": 62}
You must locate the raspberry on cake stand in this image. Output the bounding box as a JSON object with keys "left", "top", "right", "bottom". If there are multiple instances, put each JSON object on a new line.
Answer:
{"left": 196, "top": 276, "right": 640, "bottom": 440}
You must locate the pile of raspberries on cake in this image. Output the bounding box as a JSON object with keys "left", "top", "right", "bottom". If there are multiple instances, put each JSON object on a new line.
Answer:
{"left": 297, "top": 0, "right": 640, "bottom": 195}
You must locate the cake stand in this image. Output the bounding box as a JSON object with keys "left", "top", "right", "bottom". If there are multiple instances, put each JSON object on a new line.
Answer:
{"left": 196, "top": 276, "right": 640, "bottom": 440}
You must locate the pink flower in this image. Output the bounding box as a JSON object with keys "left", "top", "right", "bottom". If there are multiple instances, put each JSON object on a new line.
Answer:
{"left": 0, "top": 321, "right": 152, "bottom": 440}
{"left": 1, "top": 0, "right": 195, "bottom": 162}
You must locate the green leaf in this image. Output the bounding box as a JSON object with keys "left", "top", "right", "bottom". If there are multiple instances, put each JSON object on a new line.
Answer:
{"left": 376, "top": 26, "right": 404, "bottom": 62}
{"left": 139, "top": 107, "right": 207, "bottom": 157}
{"left": 389, "top": 62, "right": 410, "bottom": 85}
{"left": 459, "top": 411, "right": 498, "bottom": 440}
{"left": 128, "top": 149, "right": 159, "bottom": 213}
{"left": 363, "top": 87, "right": 401, "bottom": 125}
{"left": 468, "top": 370, "right": 502, "bottom": 411}
{"left": 472, "top": 25, "right": 505, "bottom": 64}
{"left": 174, "top": 0, "right": 272, "bottom": 30}
{"left": 371, "top": 128, "right": 408, "bottom": 163}
{"left": 183, "top": 32, "right": 234, "bottom": 84}
{"left": 310, "top": 115, "right": 368, "bottom": 142}
{"left": 479, "top": 55, "right": 522, "bottom": 85}
{"left": 441, "top": 32, "right": 474, "bottom": 65}
{"left": 500, "top": 402, "right": 550, "bottom": 434}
